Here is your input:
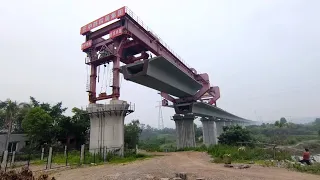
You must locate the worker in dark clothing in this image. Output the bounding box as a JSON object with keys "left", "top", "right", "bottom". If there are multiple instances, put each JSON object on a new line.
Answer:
{"left": 299, "top": 148, "right": 311, "bottom": 165}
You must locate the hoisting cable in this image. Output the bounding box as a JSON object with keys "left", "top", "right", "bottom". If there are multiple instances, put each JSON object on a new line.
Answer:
{"left": 105, "top": 63, "right": 110, "bottom": 93}
{"left": 97, "top": 66, "right": 100, "bottom": 83}
{"left": 86, "top": 65, "right": 89, "bottom": 91}
{"left": 100, "top": 64, "right": 106, "bottom": 93}
{"left": 120, "top": 73, "right": 123, "bottom": 88}
{"left": 109, "top": 65, "right": 113, "bottom": 88}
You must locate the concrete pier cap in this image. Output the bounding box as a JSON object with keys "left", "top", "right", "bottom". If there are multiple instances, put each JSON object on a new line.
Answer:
{"left": 87, "top": 100, "right": 134, "bottom": 156}
{"left": 172, "top": 113, "right": 196, "bottom": 149}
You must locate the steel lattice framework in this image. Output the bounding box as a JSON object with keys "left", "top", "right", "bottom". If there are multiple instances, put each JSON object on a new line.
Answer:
{"left": 80, "top": 6, "right": 220, "bottom": 106}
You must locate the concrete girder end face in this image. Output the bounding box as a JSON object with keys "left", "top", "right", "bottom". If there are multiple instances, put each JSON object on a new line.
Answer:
{"left": 121, "top": 57, "right": 201, "bottom": 97}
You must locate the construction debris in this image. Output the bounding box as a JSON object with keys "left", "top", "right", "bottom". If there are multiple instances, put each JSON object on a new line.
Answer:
{"left": 224, "top": 164, "right": 251, "bottom": 169}
{"left": 0, "top": 167, "right": 55, "bottom": 180}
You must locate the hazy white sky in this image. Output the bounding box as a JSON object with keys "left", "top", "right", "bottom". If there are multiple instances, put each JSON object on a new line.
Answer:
{"left": 1, "top": 0, "right": 319, "bottom": 128}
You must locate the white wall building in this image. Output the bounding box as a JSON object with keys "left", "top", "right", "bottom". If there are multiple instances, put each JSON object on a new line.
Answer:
{"left": 0, "top": 133, "right": 28, "bottom": 153}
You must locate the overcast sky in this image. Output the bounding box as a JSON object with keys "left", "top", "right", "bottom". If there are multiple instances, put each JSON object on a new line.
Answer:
{"left": 1, "top": 0, "right": 319, "bottom": 128}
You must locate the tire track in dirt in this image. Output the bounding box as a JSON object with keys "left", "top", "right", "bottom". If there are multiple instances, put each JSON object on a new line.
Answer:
{"left": 53, "top": 151, "right": 320, "bottom": 180}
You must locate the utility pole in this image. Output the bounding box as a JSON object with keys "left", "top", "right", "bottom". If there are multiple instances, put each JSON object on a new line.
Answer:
{"left": 156, "top": 101, "right": 164, "bottom": 130}
{"left": 4, "top": 113, "right": 13, "bottom": 152}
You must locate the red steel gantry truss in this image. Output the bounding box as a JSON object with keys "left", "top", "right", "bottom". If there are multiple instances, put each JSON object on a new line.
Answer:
{"left": 80, "top": 6, "right": 220, "bottom": 106}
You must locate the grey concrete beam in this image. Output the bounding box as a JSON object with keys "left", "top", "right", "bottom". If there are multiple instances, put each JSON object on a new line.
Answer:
{"left": 121, "top": 56, "right": 202, "bottom": 97}
{"left": 174, "top": 102, "right": 252, "bottom": 122}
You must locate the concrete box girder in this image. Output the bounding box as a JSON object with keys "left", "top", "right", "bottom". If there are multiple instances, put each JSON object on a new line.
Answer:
{"left": 174, "top": 102, "right": 251, "bottom": 122}
{"left": 121, "top": 56, "right": 202, "bottom": 97}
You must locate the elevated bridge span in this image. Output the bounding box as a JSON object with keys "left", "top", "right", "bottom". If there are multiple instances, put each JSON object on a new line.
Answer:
{"left": 80, "top": 6, "right": 253, "bottom": 151}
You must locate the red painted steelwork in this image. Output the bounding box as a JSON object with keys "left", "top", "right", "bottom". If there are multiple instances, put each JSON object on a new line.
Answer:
{"left": 87, "top": 21, "right": 123, "bottom": 40}
{"left": 81, "top": 40, "right": 92, "bottom": 51}
{"left": 208, "top": 86, "right": 220, "bottom": 105}
{"left": 81, "top": 6, "right": 220, "bottom": 104}
{"left": 80, "top": 7, "right": 126, "bottom": 35}
{"left": 89, "top": 65, "right": 97, "bottom": 103}
{"left": 123, "top": 16, "right": 198, "bottom": 81}
{"left": 110, "top": 27, "right": 124, "bottom": 38}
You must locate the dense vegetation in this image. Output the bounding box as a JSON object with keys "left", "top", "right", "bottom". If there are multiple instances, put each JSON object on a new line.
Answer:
{"left": 218, "top": 125, "right": 254, "bottom": 146}
{"left": 0, "top": 97, "right": 90, "bottom": 150}
{"left": 249, "top": 117, "right": 320, "bottom": 145}
{"left": 138, "top": 123, "right": 203, "bottom": 151}
{"left": 138, "top": 117, "right": 320, "bottom": 152}
{"left": 0, "top": 97, "right": 143, "bottom": 152}
{"left": 2, "top": 97, "right": 320, "bottom": 175}
{"left": 2, "top": 97, "right": 319, "bottom": 153}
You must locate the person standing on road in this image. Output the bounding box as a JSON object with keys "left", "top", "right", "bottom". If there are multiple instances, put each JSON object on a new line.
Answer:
{"left": 299, "top": 148, "right": 311, "bottom": 165}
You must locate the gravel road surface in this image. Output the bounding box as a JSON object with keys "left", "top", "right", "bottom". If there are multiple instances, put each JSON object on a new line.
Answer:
{"left": 53, "top": 151, "right": 319, "bottom": 180}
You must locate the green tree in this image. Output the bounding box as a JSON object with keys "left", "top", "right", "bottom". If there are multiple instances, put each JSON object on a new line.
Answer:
{"left": 194, "top": 123, "right": 203, "bottom": 142}
{"left": 56, "top": 107, "right": 90, "bottom": 146}
{"left": 0, "top": 110, "right": 5, "bottom": 130}
{"left": 124, "top": 120, "right": 142, "bottom": 149}
{"left": 275, "top": 121, "right": 280, "bottom": 127}
{"left": 29, "top": 96, "right": 67, "bottom": 122}
{"left": 280, "top": 117, "right": 287, "bottom": 127}
{"left": 22, "top": 107, "right": 54, "bottom": 146}
{"left": 14, "top": 103, "right": 31, "bottom": 132}
{"left": 218, "top": 125, "right": 254, "bottom": 146}
{"left": 314, "top": 118, "right": 320, "bottom": 125}
{"left": 0, "top": 99, "right": 27, "bottom": 151}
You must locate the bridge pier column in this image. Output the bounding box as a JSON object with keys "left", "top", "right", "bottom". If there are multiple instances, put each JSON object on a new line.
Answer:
{"left": 201, "top": 117, "right": 217, "bottom": 146}
{"left": 87, "top": 100, "right": 133, "bottom": 156}
{"left": 241, "top": 122, "right": 247, "bottom": 128}
{"left": 173, "top": 114, "right": 196, "bottom": 149}
{"left": 239, "top": 122, "right": 244, "bottom": 127}
{"left": 215, "top": 121, "right": 225, "bottom": 143}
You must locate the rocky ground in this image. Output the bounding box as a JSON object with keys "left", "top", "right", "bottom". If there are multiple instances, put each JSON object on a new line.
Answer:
{"left": 51, "top": 151, "right": 319, "bottom": 180}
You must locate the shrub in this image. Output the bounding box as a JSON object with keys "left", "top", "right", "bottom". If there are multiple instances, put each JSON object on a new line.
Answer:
{"left": 290, "top": 162, "right": 320, "bottom": 175}
{"left": 207, "top": 145, "right": 291, "bottom": 162}
{"left": 218, "top": 125, "right": 255, "bottom": 146}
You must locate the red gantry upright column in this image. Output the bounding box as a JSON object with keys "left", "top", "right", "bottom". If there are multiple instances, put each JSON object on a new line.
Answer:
{"left": 80, "top": 7, "right": 134, "bottom": 156}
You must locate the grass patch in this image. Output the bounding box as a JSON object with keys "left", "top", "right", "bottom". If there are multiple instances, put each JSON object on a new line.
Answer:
{"left": 108, "top": 153, "right": 150, "bottom": 164}
{"left": 193, "top": 144, "right": 320, "bottom": 175}
{"left": 289, "top": 163, "right": 320, "bottom": 175}
{"left": 28, "top": 151, "right": 150, "bottom": 166}
{"left": 207, "top": 145, "right": 290, "bottom": 162}
{"left": 176, "top": 144, "right": 291, "bottom": 163}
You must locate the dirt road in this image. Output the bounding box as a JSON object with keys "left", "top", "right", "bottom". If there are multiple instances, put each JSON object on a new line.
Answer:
{"left": 53, "top": 152, "right": 319, "bottom": 180}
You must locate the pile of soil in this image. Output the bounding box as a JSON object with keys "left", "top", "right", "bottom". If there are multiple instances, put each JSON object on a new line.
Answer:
{"left": 0, "top": 167, "right": 55, "bottom": 180}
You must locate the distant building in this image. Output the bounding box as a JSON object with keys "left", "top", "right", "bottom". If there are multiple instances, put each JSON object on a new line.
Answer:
{"left": 0, "top": 133, "right": 28, "bottom": 153}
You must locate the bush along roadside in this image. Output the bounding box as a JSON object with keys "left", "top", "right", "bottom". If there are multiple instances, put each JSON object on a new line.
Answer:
{"left": 176, "top": 145, "right": 291, "bottom": 163}
{"left": 176, "top": 144, "right": 320, "bottom": 175}
{"left": 262, "top": 159, "right": 320, "bottom": 175}
{"left": 207, "top": 145, "right": 291, "bottom": 163}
